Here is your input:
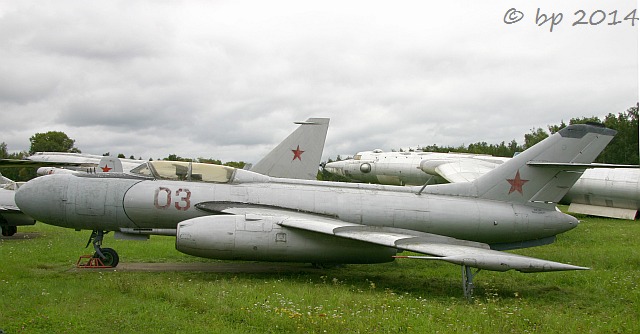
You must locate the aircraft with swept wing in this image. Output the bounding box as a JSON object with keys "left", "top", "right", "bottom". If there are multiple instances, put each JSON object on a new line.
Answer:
{"left": 15, "top": 123, "right": 615, "bottom": 297}
{"left": 0, "top": 174, "right": 35, "bottom": 236}
{"left": 324, "top": 150, "right": 510, "bottom": 185}
{"left": 325, "top": 147, "right": 640, "bottom": 220}
{"left": 2, "top": 117, "right": 328, "bottom": 237}
{"left": 0, "top": 152, "right": 138, "bottom": 175}
{"left": 1, "top": 117, "right": 329, "bottom": 180}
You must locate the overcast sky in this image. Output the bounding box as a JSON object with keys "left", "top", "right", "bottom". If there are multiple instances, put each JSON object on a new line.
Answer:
{"left": 0, "top": 1, "right": 637, "bottom": 163}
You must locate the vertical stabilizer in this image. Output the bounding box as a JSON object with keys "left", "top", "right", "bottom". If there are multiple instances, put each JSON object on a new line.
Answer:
{"left": 430, "top": 124, "right": 617, "bottom": 205}
{"left": 98, "top": 156, "right": 123, "bottom": 173}
{"left": 251, "top": 118, "right": 330, "bottom": 180}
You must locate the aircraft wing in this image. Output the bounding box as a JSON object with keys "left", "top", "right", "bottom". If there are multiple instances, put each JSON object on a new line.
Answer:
{"left": 0, "top": 158, "right": 84, "bottom": 167}
{"left": 419, "top": 159, "right": 500, "bottom": 183}
{"left": 197, "top": 201, "right": 588, "bottom": 273}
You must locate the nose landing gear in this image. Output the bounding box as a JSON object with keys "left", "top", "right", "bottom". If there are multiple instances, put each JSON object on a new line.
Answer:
{"left": 76, "top": 230, "right": 120, "bottom": 268}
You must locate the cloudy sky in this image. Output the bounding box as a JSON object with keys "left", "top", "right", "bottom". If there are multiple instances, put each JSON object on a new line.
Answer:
{"left": 0, "top": 1, "right": 637, "bottom": 164}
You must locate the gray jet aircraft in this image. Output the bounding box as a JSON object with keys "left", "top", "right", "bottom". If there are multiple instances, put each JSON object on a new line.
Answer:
{"left": 15, "top": 123, "right": 615, "bottom": 297}
{"left": 0, "top": 118, "right": 328, "bottom": 234}
{"left": 324, "top": 151, "right": 509, "bottom": 185}
{"left": 0, "top": 152, "right": 138, "bottom": 175}
{"left": 1, "top": 117, "right": 329, "bottom": 181}
{"left": 325, "top": 148, "right": 640, "bottom": 220}
{"left": 0, "top": 174, "right": 35, "bottom": 236}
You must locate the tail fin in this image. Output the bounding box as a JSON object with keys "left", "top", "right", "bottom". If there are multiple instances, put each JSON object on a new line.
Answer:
{"left": 251, "top": 118, "right": 329, "bottom": 180}
{"left": 98, "top": 156, "right": 123, "bottom": 173}
{"left": 0, "top": 173, "right": 14, "bottom": 186}
{"left": 431, "top": 124, "right": 617, "bottom": 205}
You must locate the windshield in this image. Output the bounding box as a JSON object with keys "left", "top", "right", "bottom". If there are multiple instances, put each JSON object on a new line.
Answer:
{"left": 130, "top": 161, "right": 235, "bottom": 183}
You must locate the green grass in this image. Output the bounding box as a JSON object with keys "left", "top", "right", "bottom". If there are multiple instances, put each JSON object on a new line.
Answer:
{"left": 1, "top": 215, "right": 639, "bottom": 333}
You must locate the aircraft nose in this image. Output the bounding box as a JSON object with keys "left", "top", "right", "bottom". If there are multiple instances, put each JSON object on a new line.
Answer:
{"left": 324, "top": 161, "right": 346, "bottom": 176}
{"left": 15, "top": 175, "right": 68, "bottom": 225}
{"left": 551, "top": 212, "right": 580, "bottom": 234}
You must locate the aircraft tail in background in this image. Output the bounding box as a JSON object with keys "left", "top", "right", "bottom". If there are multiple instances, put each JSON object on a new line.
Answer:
{"left": 98, "top": 156, "right": 123, "bottom": 173}
{"left": 251, "top": 118, "right": 329, "bottom": 180}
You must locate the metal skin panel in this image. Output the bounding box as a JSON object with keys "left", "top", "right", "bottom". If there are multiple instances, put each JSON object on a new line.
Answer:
{"left": 123, "top": 181, "right": 213, "bottom": 229}
{"left": 15, "top": 174, "right": 141, "bottom": 230}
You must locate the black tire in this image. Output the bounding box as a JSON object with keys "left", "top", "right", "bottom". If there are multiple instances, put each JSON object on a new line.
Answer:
{"left": 96, "top": 247, "right": 120, "bottom": 267}
{"left": 1, "top": 225, "right": 17, "bottom": 237}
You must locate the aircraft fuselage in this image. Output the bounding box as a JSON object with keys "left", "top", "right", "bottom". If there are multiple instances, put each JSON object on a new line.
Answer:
{"left": 16, "top": 172, "right": 577, "bottom": 247}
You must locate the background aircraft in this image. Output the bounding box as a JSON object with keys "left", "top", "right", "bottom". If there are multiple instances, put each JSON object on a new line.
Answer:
{"left": 0, "top": 118, "right": 329, "bottom": 180}
{"left": 25, "top": 152, "right": 143, "bottom": 174}
{"left": 325, "top": 149, "right": 640, "bottom": 220}
{"left": 0, "top": 174, "right": 35, "bottom": 236}
{"left": 14, "top": 124, "right": 615, "bottom": 297}
{"left": 0, "top": 117, "right": 329, "bottom": 237}
{"left": 9, "top": 118, "right": 329, "bottom": 241}
{"left": 324, "top": 150, "right": 510, "bottom": 185}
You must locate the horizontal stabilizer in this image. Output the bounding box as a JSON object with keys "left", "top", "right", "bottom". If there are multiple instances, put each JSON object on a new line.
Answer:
{"left": 528, "top": 162, "right": 640, "bottom": 169}
{"left": 568, "top": 203, "right": 638, "bottom": 220}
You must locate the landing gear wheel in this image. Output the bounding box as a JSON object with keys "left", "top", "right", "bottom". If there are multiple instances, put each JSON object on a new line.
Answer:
{"left": 1, "top": 225, "right": 17, "bottom": 237}
{"left": 94, "top": 247, "right": 119, "bottom": 267}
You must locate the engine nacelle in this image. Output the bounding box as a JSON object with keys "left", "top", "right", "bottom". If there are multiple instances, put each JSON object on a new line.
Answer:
{"left": 176, "top": 215, "right": 397, "bottom": 264}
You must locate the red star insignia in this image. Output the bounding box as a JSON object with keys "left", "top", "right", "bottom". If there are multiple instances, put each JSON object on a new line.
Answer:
{"left": 291, "top": 145, "right": 304, "bottom": 161}
{"left": 507, "top": 170, "right": 529, "bottom": 194}
{"left": 101, "top": 165, "right": 113, "bottom": 172}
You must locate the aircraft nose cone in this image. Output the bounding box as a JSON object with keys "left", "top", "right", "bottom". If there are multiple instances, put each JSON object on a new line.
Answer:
{"left": 324, "top": 161, "right": 347, "bottom": 176}
{"left": 15, "top": 175, "right": 68, "bottom": 225}
{"left": 553, "top": 212, "right": 580, "bottom": 234}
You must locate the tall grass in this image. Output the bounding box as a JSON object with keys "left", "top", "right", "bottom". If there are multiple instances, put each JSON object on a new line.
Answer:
{"left": 1, "top": 215, "right": 638, "bottom": 333}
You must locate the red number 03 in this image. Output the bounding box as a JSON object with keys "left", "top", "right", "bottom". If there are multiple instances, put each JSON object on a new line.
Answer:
{"left": 154, "top": 187, "right": 191, "bottom": 211}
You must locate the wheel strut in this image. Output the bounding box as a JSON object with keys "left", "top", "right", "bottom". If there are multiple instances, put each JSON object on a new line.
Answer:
{"left": 77, "top": 230, "right": 120, "bottom": 268}
{"left": 462, "top": 265, "right": 481, "bottom": 301}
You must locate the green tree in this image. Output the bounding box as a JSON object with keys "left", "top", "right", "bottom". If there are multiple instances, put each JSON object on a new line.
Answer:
{"left": 29, "top": 131, "right": 81, "bottom": 154}
{"left": 523, "top": 127, "right": 549, "bottom": 149}
{"left": 0, "top": 142, "right": 7, "bottom": 158}
{"left": 163, "top": 154, "right": 193, "bottom": 162}
{"left": 599, "top": 105, "right": 639, "bottom": 164}
{"left": 197, "top": 158, "right": 222, "bottom": 165}
{"left": 224, "top": 161, "right": 247, "bottom": 169}
{"left": 0, "top": 142, "right": 35, "bottom": 181}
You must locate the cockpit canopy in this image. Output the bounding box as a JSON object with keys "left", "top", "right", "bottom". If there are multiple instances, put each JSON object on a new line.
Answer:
{"left": 130, "top": 161, "right": 235, "bottom": 183}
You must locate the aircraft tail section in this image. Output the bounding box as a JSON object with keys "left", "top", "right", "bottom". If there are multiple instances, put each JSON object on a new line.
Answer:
{"left": 251, "top": 118, "right": 329, "bottom": 180}
{"left": 0, "top": 173, "right": 12, "bottom": 184}
{"left": 430, "top": 124, "right": 617, "bottom": 205}
{"left": 98, "top": 156, "right": 123, "bottom": 173}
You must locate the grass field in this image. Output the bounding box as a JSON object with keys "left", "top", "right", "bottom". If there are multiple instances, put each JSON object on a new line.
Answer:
{"left": 1, "top": 214, "right": 638, "bottom": 333}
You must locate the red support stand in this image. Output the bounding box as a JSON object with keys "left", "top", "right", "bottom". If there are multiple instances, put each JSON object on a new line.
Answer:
{"left": 76, "top": 254, "right": 113, "bottom": 268}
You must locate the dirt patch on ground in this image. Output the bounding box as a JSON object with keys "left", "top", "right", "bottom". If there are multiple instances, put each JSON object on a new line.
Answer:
{"left": 71, "top": 262, "right": 322, "bottom": 273}
{"left": 0, "top": 232, "right": 41, "bottom": 240}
